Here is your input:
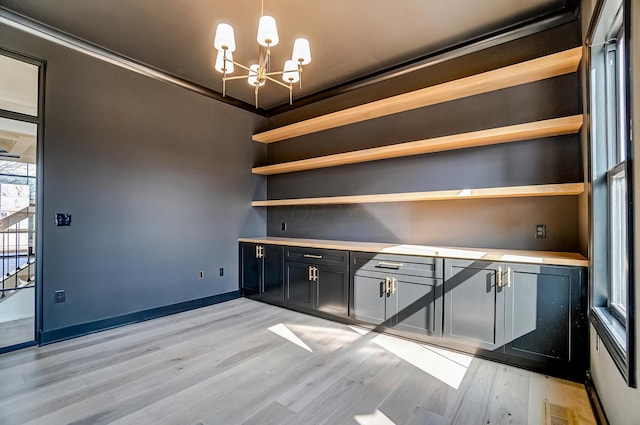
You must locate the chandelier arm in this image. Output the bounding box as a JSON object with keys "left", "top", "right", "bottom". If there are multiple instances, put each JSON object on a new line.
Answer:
{"left": 227, "top": 60, "right": 252, "bottom": 72}
{"left": 263, "top": 75, "right": 291, "bottom": 89}
{"left": 265, "top": 71, "right": 286, "bottom": 76}
{"left": 223, "top": 75, "right": 255, "bottom": 81}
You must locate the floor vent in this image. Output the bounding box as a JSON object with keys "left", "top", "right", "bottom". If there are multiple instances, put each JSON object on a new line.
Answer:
{"left": 544, "top": 401, "right": 577, "bottom": 425}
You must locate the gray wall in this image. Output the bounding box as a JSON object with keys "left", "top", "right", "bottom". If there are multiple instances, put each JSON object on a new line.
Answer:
{"left": 265, "top": 21, "right": 583, "bottom": 252}
{"left": 0, "top": 23, "right": 266, "bottom": 334}
{"left": 584, "top": 1, "right": 640, "bottom": 423}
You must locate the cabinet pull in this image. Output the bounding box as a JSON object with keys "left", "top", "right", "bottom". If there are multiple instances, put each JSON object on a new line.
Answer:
{"left": 385, "top": 276, "right": 391, "bottom": 296}
{"left": 308, "top": 266, "right": 313, "bottom": 281}
{"left": 377, "top": 261, "right": 403, "bottom": 269}
{"left": 256, "top": 245, "right": 264, "bottom": 258}
{"left": 507, "top": 267, "right": 512, "bottom": 288}
{"left": 497, "top": 266, "right": 503, "bottom": 287}
{"left": 303, "top": 254, "right": 323, "bottom": 259}
{"left": 313, "top": 267, "right": 319, "bottom": 282}
{"left": 391, "top": 277, "right": 397, "bottom": 294}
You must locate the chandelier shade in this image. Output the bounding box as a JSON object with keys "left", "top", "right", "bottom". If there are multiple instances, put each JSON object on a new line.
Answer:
{"left": 257, "top": 16, "right": 279, "bottom": 47}
{"left": 214, "top": 50, "right": 234, "bottom": 74}
{"left": 213, "top": 23, "right": 236, "bottom": 52}
{"left": 248, "top": 64, "right": 266, "bottom": 87}
{"left": 282, "top": 60, "right": 300, "bottom": 83}
{"left": 292, "top": 38, "right": 311, "bottom": 65}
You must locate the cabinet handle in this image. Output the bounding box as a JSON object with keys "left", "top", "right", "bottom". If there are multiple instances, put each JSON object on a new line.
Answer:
{"left": 377, "top": 261, "right": 403, "bottom": 269}
{"left": 507, "top": 267, "right": 512, "bottom": 288}
{"left": 391, "top": 277, "right": 397, "bottom": 294}
{"left": 308, "top": 266, "right": 313, "bottom": 281}
{"left": 497, "top": 266, "right": 503, "bottom": 287}
{"left": 385, "top": 276, "right": 391, "bottom": 297}
{"left": 313, "top": 267, "right": 319, "bottom": 282}
{"left": 303, "top": 254, "right": 323, "bottom": 259}
{"left": 256, "top": 245, "right": 260, "bottom": 258}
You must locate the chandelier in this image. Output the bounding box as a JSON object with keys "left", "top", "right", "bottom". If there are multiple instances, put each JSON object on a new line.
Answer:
{"left": 213, "top": 1, "right": 312, "bottom": 108}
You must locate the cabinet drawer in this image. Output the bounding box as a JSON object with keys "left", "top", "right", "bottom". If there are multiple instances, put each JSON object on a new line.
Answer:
{"left": 285, "top": 247, "right": 348, "bottom": 267}
{"left": 351, "top": 252, "right": 442, "bottom": 279}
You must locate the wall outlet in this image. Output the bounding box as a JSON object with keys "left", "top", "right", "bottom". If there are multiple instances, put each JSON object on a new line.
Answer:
{"left": 54, "top": 290, "right": 65, "bottom": 303}
{"left": 535, "top": 224, "right": 546, "bottom": 238}
{"left": 198, "top": 271, "right": 204, "bottom": 279}
{"left": 281, "top": 222, "right": 287, "bottom": 231}
{"left": 219, "top": 267, "right": 224, "bottom": 277}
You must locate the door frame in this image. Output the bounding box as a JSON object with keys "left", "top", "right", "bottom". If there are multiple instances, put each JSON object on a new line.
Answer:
{"left": 0, "top": 47, "right": 45, "bottom": 353}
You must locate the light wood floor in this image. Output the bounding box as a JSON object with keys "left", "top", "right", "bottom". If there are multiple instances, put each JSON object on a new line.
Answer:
{"left": 0, "top": 298, "right": 596, "bottom": 425}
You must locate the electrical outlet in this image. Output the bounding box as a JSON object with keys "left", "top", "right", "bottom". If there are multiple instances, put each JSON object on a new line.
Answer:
{"left": 281, "top": 222, "right": 287, "bottom": 231}
{"left": 535, "top": 224, "right": 546, "bottom": 238}
{"left": 219, "top": 267, "right": 224, "bottom": 277}
{"left": 198, "top": 271, "right": 204, "bottom": 279}
{"left": 54, "top": 290, "right": 65, "bottom": 303}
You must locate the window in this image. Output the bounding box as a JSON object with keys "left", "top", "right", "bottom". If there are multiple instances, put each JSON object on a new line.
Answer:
{"left": 609, "top": 163, "right": 627, "bottom": 318}
{"left": 605, "top": 26, "right": 628, "bottom": 322}
{"left": 588, "top": 0, "right": 635, "bottom": 387}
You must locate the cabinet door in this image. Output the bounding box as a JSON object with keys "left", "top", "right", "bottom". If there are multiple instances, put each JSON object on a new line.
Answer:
{"left": 262, "top": 245, "right": 284, "bottom": 302}
{"left": 316, "top": 265, "right": 349, "bottom": 317}
{"left": 391, "top": 275, "right": 442, "bottom": 337}
{"left": 351, "top": 271, "right": 387, "bottom": 325}
{"left": 443, "top": 259, "right": 504, "bottom": 350}
{"left": 239, "top": 243, "right": 261, "bottom": 295}
{"left": 285, "top": 261, "right": 314, "bottom": 310}
{"left": 504, "top": 264, "right": 582, "bottom": 363}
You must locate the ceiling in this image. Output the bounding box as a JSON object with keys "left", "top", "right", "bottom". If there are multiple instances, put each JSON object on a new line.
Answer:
{"left": 0, "top": 0, "right": 574, "bottom": 111}
{"left": 0, "top": 55, "right": 38, "bottom": 164}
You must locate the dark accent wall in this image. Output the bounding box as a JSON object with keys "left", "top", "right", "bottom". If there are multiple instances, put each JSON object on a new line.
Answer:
{"left": 265, "top": 20, "right": 584, "bottom": 253}
{"left": 0, "top": 23, "right": 266, "bottom": 334}
{"left": 265, "top": 21, "right": 581, "bottom": 129}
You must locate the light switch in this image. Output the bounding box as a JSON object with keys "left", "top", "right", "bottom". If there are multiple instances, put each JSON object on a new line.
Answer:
{"left": 55, "top": 213, "right": 72, "bottom": 226}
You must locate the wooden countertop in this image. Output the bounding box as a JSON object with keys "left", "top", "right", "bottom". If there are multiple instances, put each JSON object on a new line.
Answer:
{"left": 238, "top": 237, "right": 589, "bottom": 267}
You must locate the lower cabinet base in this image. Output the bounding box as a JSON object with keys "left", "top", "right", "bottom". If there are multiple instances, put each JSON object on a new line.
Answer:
{"left": 245, "top": 295, "right": 588, "bottom": 383}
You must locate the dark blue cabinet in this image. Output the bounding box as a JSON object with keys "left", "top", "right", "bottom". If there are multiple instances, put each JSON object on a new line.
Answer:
{"left": 239, "top": 243, "right": 284, "bottom": 302}
{"left": 284, "top": 247, "right": 349, "bottom": 317}
{"left": 443, "top": 260, "right": 504, "bottom": 350}
{"left": 504, "top": 264, "right": 585, "bottom": 366}
{"left": 351, "top": 252, "right": 443, "bottom": 338}
{"left": 444, "top": 258, "right": 587, "bottom": 376}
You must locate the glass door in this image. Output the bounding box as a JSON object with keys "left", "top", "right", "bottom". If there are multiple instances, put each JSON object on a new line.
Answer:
{"left": 0, "top": 51, "right": 41, "bottom": 353}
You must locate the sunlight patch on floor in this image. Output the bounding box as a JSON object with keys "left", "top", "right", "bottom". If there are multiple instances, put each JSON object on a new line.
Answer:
{"left": 371, "top": 333, "right": 471, "bottom": 389}
{"left": 354, "top": 409, "right": 397, "bottom": 425}
{"left": 268, "top": 323, "right": 313, "bottom": 352}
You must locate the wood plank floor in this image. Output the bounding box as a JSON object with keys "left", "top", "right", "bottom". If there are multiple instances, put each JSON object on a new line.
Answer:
{"left": 0, "top": 298, "right": 596, "bottom": 425}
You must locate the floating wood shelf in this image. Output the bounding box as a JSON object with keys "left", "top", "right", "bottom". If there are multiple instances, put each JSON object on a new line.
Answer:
{"left": 252, "top": 183, "right": 584, "bottom": 207}
{"left": 252, "top": 115, "right": 584, "bottom": 175}
{"left": 252, "top": 47, "right": 583, "bottom": 144}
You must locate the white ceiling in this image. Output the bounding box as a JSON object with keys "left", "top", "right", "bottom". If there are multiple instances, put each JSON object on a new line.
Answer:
{"left": 0, "top": 117, "right": 37, "bottom": 164}
{"left": 0, "top": 55, "right": 38, "bottom": 164}
{"left": 0, "top": 0, "right": 570, "bottom": 110}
